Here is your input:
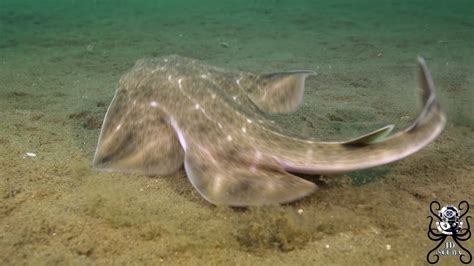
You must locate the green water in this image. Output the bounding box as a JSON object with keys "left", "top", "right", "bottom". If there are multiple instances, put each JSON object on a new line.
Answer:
{"left": 1, "top": 0, "right": 473, "bottom": 265}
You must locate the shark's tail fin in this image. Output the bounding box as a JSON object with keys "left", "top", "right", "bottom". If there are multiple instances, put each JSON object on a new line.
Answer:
{"left": 386, "top": 57, "right": 446, "bottom": 143}
{"left": 276, "top": 57, "right": 447, "bottom": 174}
{"left": 405, "top": 56, "right": 445, "bottom": 134}
{"left": 343, "top": 56, "right": 445, "bottom": 170}
{"left": 344, "top": 56, "right": 446, "bottom": 147}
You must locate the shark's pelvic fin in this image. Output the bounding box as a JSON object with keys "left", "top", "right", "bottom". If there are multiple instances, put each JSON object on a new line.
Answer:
{"left": 248, "top": 71, "right": 315, "bottom": 113}
{"left": 184, "top": 146, "right": 317, "bottom": 206}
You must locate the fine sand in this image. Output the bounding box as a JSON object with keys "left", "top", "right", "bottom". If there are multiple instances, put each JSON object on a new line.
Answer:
{"left": 1, "top": 0, "right": 473, "bottom": 265}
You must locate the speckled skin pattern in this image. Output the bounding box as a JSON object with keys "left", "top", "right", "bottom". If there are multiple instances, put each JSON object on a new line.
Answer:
{"left": 93, "top": 55, "right": 445, "bottom": 206}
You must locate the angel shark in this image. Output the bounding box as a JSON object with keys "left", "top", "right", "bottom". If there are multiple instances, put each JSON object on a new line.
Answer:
{"left": 93, "top": 55, "right": 446, "bottom": 206}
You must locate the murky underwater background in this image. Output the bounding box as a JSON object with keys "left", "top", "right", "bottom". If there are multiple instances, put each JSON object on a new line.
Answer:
{"left": 0, "top": 0, "right": 473, "bottom": 264}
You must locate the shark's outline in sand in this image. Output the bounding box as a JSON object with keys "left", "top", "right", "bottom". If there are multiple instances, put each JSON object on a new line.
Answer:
{"left": 93, "top": 55, "right": 446, "bottom": 206}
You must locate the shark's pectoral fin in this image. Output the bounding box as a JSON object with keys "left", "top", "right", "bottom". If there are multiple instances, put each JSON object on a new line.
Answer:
{"left": 93, "top": 92, "right": 184, "bottom": 176}
{"left": 342, "top": 125, "right": 394, "bottom": 146}
{"left": 248, "top": 71, "right": 315, "bottom": 114}
{"left": 183, "top": 147, "right": 317, "bottom": 206}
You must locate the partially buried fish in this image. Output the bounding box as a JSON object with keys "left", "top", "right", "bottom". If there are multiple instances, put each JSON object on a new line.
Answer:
{"left": 93, "top": 55, "right": 446, "bottom": 206}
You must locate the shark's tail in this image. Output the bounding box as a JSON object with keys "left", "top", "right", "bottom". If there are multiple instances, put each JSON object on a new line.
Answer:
{"left": 275, "top": 57, "right": 447, "bottom": 174}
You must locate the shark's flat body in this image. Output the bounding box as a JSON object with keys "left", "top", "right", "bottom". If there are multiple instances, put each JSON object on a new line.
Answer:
{"left": 93, "top": 55, "right": 446, "bottom": 206}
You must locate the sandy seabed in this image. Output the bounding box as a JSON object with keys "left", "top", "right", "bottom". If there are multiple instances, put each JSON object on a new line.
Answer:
{"left": 0, "top": 0, "right": 473, "bottom": 265}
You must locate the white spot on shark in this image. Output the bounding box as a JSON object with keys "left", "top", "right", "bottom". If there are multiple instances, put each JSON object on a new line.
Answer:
{"left": 249, "top": 150, "right": 262, "bottom": 173}
{"left": 198, "top": 144, "right": 217, "bottom": 165}
{"left": 167, "top": 117, "right": 187, "bottom": 151}
{"left": 250, "top": 165, "right": 257, "bottom": 173}
{"left": 213, "top": 175, "right": 224, "bottom": 192}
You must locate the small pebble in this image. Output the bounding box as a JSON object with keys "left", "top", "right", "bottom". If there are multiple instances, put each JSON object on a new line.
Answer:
{"left": 220, "top": 42, "right": 230, "bottom": 48}
{"left": 386, "top": 244, "right": 391, "bottom": 250}
{"left": 25, "top": 152, "right": 36, "bottom": 158}
{"left": 297, "top": 209, "right": 304, "bottom": 215}
{"left": 86, "top": 44, "right": 94, "bottom": 52}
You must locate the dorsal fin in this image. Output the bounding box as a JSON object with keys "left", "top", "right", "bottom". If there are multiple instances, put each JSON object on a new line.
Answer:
{"left": 342, "top": 125, "right": 395, "bottom": 146}
{"left": 248, "top": 71, "right": 316, "bottom": 113}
